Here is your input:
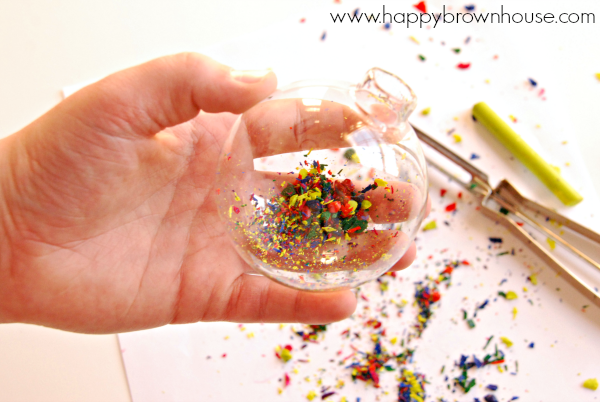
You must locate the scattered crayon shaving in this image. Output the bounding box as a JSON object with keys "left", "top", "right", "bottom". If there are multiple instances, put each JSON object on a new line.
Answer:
{"left": 347, "top": 336, "right": 394, "bottom": 388}
{"left": 457, "top": 62, "right": 471, "bottom": 69}
{"left": 294, "top": 325, "right": 328, "bottom": 343}
{"left": 583, "top": 378, "right": 598, "bottom": 391}
{"left": 500, "top": 336, "right": 513, "bottom": 348}
{"left": 454, "top": 346, "right": 506, "bottom": 393}
{"left": 275, "top": 344, "right": 293, "bottom": 362}
{"left": 462, "top": 299, "right": 489, "bottom": 329}
{"left": 398, "top": 369, "right": 427, "bottom": 402}
{"left": 343, "top": 148, "right": 360, "bottom": 163}
{"left": 413, "top": 1, "right": 427, "bottom": 13}
{"left": 498, "top": 290, "right": 518, "bottom": 300}
{"left": 410, "top": 262, "right": 461, "bottom": 339}
{"left": 422, "top": 220, "right": 437, "bottom": 231}
{"left": 412, "top": 281, "right": 441, "bottom": 337}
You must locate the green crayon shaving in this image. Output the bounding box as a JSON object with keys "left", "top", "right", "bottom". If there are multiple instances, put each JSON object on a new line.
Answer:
{"left": 472, "top": 102, "right": 583, "bottom": 206}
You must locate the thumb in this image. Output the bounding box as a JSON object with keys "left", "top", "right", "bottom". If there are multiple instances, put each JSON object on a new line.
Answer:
{"left": 56, "top": 52, "right": 277, "bottom": 139}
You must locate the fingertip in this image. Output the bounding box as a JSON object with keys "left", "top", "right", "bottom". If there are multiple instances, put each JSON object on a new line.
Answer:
{"left": 368, "top": 182, "right": 424, "bottom": 224}
{"left": 389, "top": 241, "right": 417, "bottom": 271}
{"left": 297, "top": 290, "right": 357, "bottom": 324}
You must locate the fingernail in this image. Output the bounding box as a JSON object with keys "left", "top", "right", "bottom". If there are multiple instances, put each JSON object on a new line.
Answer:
{"left": 231, "top": 69, "right": 271, "bottom": 84}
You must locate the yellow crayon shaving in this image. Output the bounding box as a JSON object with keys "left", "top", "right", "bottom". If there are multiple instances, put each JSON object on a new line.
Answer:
{"left": 234, "top": 193, "right": 241, "bottom": 201}
{"left": 362, "top": 200, "right": 372, "bottom": 209}
{"left": 547, "top": 238, "right": 556, "bottom": 250}
{"left": 529, "top": 274, "right": 538, "bottom": 285}
{"left": 583, "top": 378, "right": 598, "bottom": 390}
{"left": 421, "top": 107, "right": 431, "bottom": 116}
{"left": 596, "top": 73, "right": 600, "bottom": 81}
{"left": 391, "top": 337, "right": 398, "bottom": 345}
{"left": 505, "top": 291, "right": 518, "bottom": 300}
{"left": 409, "top": 35, "right": 420, "bottom": 44}
{"left": 500, "top": 336, "right": 513, "bottom": 348}
{"left": 512, "top": 307, "right": 518, "bottom": 320}
{"left": 299, "top": 168, "right": 309, "bottom": 179}
{"left": 348, "top": 200, "right": 358, "bottom": 213}
{"left": 275, "top": 346, "right": 292, "bottom": 362}
{"left": 452, "top": 133, "right": 462, "bottom": 143}
{"left": 423, "top": 220, "right": 437, "bottom": 231}
{"left": 375, "top": 178, "right": 388, "bottom": 187}
{"left": 307, "top": 390, "right": 317, "bottom": 400}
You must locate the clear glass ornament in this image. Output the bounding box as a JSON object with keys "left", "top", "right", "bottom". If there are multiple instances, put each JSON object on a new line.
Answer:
{"left": 216, "top": 68, "right": 428, "bottom": 291}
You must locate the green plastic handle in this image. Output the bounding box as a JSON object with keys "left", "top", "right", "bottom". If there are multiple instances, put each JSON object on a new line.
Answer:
{"left": 472, "top": 102, "right": 583, "bottom": 206}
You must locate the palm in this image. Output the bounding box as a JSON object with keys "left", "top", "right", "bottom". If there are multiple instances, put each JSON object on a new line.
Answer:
{"left": 7, "top": 106, "right": 253, "bottom": 332}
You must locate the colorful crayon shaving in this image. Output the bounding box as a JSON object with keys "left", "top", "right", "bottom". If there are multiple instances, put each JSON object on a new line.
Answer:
{"left": 347, "top": 336, "right": 394, "bottom": 388}
{"left": 246, "top": 160, "right": 385, "bottom": 257}
{"left": 454, "top": 346, "right": 506, "bottom": 393}
{"left": 398, "top": 369, "right": 427, "bottom": 402}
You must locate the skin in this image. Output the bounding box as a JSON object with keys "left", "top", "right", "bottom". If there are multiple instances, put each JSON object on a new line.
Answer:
{"left": 0, "top": 53, "right": 427, "bottom": 334}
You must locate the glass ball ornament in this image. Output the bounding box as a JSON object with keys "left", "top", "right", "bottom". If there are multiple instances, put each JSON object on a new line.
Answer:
{"left": 216, "top": 68, "right": 428, "bottom": 291}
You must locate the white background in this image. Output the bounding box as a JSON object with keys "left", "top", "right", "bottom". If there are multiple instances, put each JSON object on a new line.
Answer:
{"left": 0, "top": 1, "right": 599, "bottom": 401}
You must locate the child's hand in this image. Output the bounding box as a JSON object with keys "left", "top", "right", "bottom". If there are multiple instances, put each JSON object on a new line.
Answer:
{"left": 0, "top": 53, "right": 420, "bottom": 334}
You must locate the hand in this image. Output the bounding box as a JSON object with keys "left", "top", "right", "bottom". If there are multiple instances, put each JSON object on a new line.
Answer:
{"left": 0, "top": 53, "right": 421, "bottom": 334}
